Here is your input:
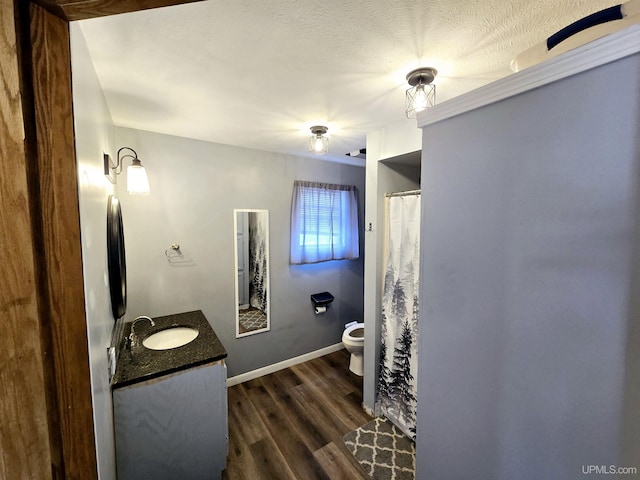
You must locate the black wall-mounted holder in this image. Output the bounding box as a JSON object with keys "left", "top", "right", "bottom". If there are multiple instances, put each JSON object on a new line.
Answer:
{"left": 311, "top": 292, "right": 334, "bottom": 315}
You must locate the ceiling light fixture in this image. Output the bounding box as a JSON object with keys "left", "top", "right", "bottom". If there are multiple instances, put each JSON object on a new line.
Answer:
{"left": 309, "top": 126, "right": 329, "bottom": 155}
{"left": 405, "top": 67, "right": 437, "bottom": 118}
{"left": 104, "top": 147, "right": 151, "bottom": 195}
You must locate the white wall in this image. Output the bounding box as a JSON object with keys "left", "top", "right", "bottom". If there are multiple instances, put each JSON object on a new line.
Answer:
{"left": 70, "top": 23, "right": 117, "bottom": 480}
{"left": 363, "top": 120, "right": 421, "bottom": 410}
{"left": 115, "top": 127, "right": 366, "bottom": 377}
{"left": 416, "top": 49, "right": 640, "bottom": 479}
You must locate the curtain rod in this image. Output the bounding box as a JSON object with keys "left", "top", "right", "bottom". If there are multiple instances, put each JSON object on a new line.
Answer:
{"left": 385, "top": 189, "right": 421, "bottom": 198}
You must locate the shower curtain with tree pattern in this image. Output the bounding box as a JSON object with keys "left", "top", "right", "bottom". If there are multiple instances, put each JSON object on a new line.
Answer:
{"left": 377, "top": 193, "right": 420, "bottom": 440}
{"left": 248, "top": 212, "right": 268, "bottom": 313}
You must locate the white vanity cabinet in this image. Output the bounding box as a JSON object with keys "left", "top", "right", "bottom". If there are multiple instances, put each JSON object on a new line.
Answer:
{"left": 113, "top": 360, "right": 228, "bottom": 480}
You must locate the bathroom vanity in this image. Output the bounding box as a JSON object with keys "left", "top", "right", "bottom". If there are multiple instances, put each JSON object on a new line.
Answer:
{"left": 111, "top": 310, "right": 228, "bottom": 480}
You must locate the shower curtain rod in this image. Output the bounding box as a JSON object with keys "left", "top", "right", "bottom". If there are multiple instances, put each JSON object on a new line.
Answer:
{"left": 385, "top": 189, "right": 421, "bottom": 198}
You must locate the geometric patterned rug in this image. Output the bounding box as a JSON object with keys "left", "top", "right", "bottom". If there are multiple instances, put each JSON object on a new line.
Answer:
{"left": 238, "top": 308, "right": 267, "bottom": 332}
{"left": 343, "top": 416, "right": 415, "bottom": 480}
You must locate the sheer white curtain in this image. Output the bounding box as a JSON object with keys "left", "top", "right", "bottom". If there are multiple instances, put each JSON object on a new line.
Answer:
{"left": 290, "top": 180, "right": 359, "bottom": 264}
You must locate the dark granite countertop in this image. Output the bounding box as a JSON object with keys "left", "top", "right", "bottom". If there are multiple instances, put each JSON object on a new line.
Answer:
{"left": 111, "top": 310, "right": 227, "bottom": 389}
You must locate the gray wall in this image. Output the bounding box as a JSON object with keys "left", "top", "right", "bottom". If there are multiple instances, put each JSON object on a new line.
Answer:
{"left": 417, "top": 53, "right": 640, "bottom": 479}
{"left": 70, "top": 24, "right": 117, "bottom": 480}
{"left": 115, "top": 128, "right": 365, "bottom": 377}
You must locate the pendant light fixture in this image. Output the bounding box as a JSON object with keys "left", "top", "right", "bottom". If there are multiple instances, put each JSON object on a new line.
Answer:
{"left": 309, "top": 125, "right": 329, "bottom": 155}
{"left": 405, "top": 67, "right": 437, "bottom": 118}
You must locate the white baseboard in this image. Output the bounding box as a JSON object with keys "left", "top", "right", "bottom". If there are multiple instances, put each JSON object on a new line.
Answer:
{"left": 227, "top": 343, "right": 344, "bottom": 387}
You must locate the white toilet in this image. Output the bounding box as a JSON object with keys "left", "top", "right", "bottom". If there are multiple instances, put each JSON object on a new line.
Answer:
{"left": 342, "top": 321, "right": 365, "bottom": 376}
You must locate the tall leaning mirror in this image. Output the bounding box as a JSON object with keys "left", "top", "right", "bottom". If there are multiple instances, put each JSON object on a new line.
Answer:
{"left": 234, "top": 209, "right": 270, "bottom": 337}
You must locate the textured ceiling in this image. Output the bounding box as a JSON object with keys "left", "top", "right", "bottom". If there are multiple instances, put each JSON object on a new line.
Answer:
{"left": 78, "top": 0, "right": 618, "bottom": 165}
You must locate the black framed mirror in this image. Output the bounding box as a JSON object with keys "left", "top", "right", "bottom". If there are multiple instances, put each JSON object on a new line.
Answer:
{"left": 107, "top": 195, "right": 127, "bottom": 319}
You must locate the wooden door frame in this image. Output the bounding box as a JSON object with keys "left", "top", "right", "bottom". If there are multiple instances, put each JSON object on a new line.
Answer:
{"left": 2, "top": 1, "right": 200, "bottom": 478}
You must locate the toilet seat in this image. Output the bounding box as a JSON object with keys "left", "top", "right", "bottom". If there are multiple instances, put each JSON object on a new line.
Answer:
{"left": 342, "top": 322, "right": 365, "bottom": 376}
{"left": 342, "top": 322, "right": 364, "bottom": 343}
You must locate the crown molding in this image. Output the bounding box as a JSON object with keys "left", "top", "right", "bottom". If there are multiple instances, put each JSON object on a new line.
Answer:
{"left": 417, "top": 24, "right": 640, "bottom": 128}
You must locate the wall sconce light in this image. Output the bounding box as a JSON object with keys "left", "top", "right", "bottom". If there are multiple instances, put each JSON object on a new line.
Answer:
{"left": 104, "top": 147, "right": 150, "bottom": 195}
{"left": 405, "top": 67, "right": 437, "bottom": 118}
{"left": 309, "top": 126, "right": 329, "bottom": 155}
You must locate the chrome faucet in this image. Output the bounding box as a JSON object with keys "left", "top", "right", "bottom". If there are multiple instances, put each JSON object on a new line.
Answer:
{"left": 129, "top": 316, "right": 155, "bottom": 348}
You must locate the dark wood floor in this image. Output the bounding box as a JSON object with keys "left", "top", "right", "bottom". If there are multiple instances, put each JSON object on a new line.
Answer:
{"left": 222, "top": 349, "right": 373, "bottom": 480}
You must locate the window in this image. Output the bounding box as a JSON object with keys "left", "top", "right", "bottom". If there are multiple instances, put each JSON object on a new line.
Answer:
{"left": 290, "top": 180, "right": 360, "bottom": 264}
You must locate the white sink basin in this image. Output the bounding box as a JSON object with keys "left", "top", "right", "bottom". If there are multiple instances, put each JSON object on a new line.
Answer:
{"left": 142, "top": 327, "right": 199, "bottom": 350}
